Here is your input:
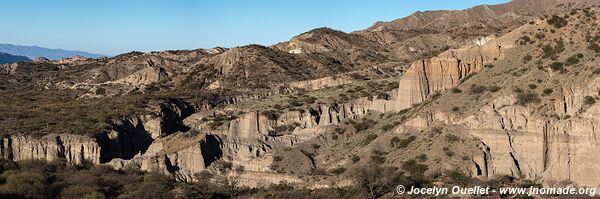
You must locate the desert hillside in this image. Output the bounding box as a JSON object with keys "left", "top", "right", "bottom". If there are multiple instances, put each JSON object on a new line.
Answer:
{"left": 1, "top": 0, "right": 600, "bottom": 198}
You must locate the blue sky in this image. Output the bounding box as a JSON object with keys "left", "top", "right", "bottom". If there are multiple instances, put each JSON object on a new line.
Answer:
{"left": 0, "top": 0, "right": 509, "bottom": 55}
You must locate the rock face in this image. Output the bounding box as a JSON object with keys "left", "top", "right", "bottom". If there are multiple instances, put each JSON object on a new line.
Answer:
{"left": 396, "top": 34, "right": 506, "bottom": 110}
{"left": 457, "top": 78, "right": 600, "bottom": 187}
{"left": 100, "top": 94, "right": 403, "bottom": 181}
{"left": 0, "top": 134, "right": 101, "bottom": 164}
{"left": 1, "top": 63, "right": 19, "bottom": 75}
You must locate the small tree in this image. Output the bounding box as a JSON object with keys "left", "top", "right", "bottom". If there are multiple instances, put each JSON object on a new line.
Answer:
{"left": 352, "top": 164, "right": 403, "bottom": 199}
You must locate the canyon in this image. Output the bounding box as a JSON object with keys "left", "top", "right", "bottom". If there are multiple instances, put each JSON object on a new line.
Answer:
{"left": 2, "top": 0, "right": 600, "bottom": 198}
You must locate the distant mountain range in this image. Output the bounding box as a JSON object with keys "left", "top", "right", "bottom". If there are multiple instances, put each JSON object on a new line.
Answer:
{"left": 0, "top": 43, "right": 106, "bottom": 60}
{"left": 0, "top": 52, "right": 31, "bottom": 64}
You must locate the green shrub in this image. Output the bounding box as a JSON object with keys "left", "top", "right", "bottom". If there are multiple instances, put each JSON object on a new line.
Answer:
{"left": 451, "top": 88, "right": 462, "bottom": 93}
{"left": 445, "top": 134, "right": 460, "bottom": 142}
{"left": 518, "top": 36, "right": 533, "bottom": 45}
{"left": 528, "top": 84, "right": 537, "bottom": 89}
{"left": 542, "top": 39, "right": 565, "bottom": 59}
{"left": 381, "top": 124, "right": 395, "bottom": 131}
{"left": 446, "top": 170, "right": 471, "bottom": 185}
{"left": 330, "top": 167, "right": 346, "bottom": 175}
{"left": 565, "top": 55, "right": 580, "bottom": 66}
{"left": 376, "top": 92, "right": 390, "bottom": 100}
{"left": 460, "top": 73, "right": 476, "bottom": 83}
{"left": 261, "top": 110, "right": 280, "bottom": 120}
{"left": 522, "top": 55, "right": 533, "bottom": 63}
{"left": 516, "top": 91, "right": 541, "bottom": 106}
{"left": 550, "top": 62, "right": 564, "bottom": 71}
{"left": 370, "top": 154, "right": 386, "bottom": 164}
{"left": 402, "top": 160, "right": 428, "bottom": 176}
{"left": 470, "top": 85, "right": 487, "bottom": 94}
{"left": 584, "top": 96, "right": 596, "bottom": 105}
{"left": 547, "top": 15, "right": 568, "bottom": 28}
{"left": 451, "top": 107, "right": 460, "bottom": 112}
{"left": 353, "top": 119, "right": 375, "bottom": 132}
{"left": 390, "top": 136, "right": 401, "bottom": 147}
{"left": 362, "top": 134, "right": 378, "bottom": 145}
{"left": 397, "top": 135, "right": 417, "bottom": 148}
{"left": 488, "top": 85, "right": 502, "bottom": 92}
{"left": 443, "top": 147, "right": 455, "bottom": 157}
{"left": 95, "top": 88, "right": 106, "bottom": 95}
{"left": 589, "top": 43, "right": 600, "bottom": 53}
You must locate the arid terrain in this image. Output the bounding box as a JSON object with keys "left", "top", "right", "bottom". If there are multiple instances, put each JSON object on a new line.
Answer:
{"left": 2, "top": 0, "right": 600, "bottom": 198}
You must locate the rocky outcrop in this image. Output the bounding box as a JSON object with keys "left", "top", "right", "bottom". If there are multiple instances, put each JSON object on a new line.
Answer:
{"left": 285, "top": 76, "right": 353, "bottom": 91}
{"left": 395, "top": 30, "right": 511, "bottom": 110}
{"left": 103, "top": 93, "right": 402, "bottom": 181}
{"left": 458, "top": 78, "right": 600, "bottom": 187}
{"left": 1, "top": 63, "right": 18, "bottom": 75}
{"left": 112, "top": 66, "right": 168, "bottom": 86}
{"left": 0, "top": 134, "right": 101, "bottom": 164}
{"left": 99, "top": 99, "right": 194, "bottom": 162}
{"left": 108, "top": 133, "right": 210, "bottom": 182}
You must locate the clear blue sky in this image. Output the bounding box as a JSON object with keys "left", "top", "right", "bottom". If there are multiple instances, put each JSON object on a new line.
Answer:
{"left": 0, "top": 0, "right": 509, "bottom": 55}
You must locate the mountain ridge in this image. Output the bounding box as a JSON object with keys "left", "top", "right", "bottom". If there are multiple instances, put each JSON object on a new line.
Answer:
{"left": 0, "top": 43, "right": 106, "bottom": 60}
{"left": 0, "top": 52, "right": 31, "bottom": 64}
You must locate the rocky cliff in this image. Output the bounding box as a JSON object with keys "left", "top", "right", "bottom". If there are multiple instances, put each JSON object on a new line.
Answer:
{"left": 0, "top": 134, "right": 101, "bottom": 164}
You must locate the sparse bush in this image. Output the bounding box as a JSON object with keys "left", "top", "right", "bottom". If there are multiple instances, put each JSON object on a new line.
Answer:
{"left": 443, "top": 147, "right": 455, "bottom": 157}
{"left": 451, "top": 107, "right": 460, "bottom": 112}
{"left": 593, "top": 68, "right": 600, "bottom": 75}
{"left": 446, "top": 170, "right": 471, "bottom": 186}
{"left": 445, "top": 134, "right": 460, "bottom": 142}
{"left": 354, "top": 119, "right": 375, "bottom": 132}
{"left": 370, "top": 154, "right": 386, "bottom": 164}
{"left": 542, "top": 39, "right": 565, "bottom": 59}
{"left": 390, "top": 136, "right": 401, "bottom": 147}
{"left": 376, "top": 92, "right": 390, "bottom": 100}
{"left": 351, "top": 155, "right": 361, "bottom": 163}
{"left": 522, "top": 55, "right": 533, "bottom": 63}
{"left": 451, "top": 88, "right": 462, "bottom": 93}
{"left": 362, "top": 134, "right": 378, "bottom": 145}
{"left": 402, "top": 159, "right": 428, "bottom": 176}
{"left": 528, "top": 84, "right": 537, "bottom": 89}
{"left": 488, "top": 85, "right": 502, "bottom": 92}
{"left": 470, "top": 85, "right": 487, "bottom": 94}
{"left": 547, "top": 15, "right": 568, "bottom": 28}
{"left": 381, "top": 124, "right": 395, "bottom": 131}
{"left": 543, "top": 88, "right": 554, "bottom": 95}
{"left": 351, "top": 164, "right": 404, "bottom": 199}
{"left": 397, "top": 135, "right": 417, "bottom": 148}
{"left": 550, "top": 62, "right": 564, "bottom": 71}
{"left": 516, "top": 91, "right": 541, "bottom": 106}
{"left": 589, "top": 43, "right": 600, "bottom": 53}
{"left": 460, "top": 73, "right": 476, "bottom": 83}
{"left": 484, "top": 64, "right": 495, "bottom": 68}
{"left": 416, "top": 154, "right": 427, "bottom": 162}
{"left": 518, "top": 36, "right": 533, "bottom": 45}
{"left": 261, "top": 110, "right": 280, "bottom": 120}
{"left": 330, "top": 167, "right": 346, "bottom": 175}
{"left": 95, "top": 87, "right": 106, "bottom": 95}
{"left": 584, "top": 96, "right": 596, "bottom": 105}
{"left": 565, "top": 55, "right": 580, "bottom": 66}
